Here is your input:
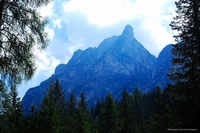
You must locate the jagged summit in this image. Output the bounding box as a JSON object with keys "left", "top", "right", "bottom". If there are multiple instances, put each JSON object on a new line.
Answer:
{"left": 122, "top": 24, "right": 134, "bottom": 38}
{"left": 22, "top": 25, "right": 172, "bottom": 114}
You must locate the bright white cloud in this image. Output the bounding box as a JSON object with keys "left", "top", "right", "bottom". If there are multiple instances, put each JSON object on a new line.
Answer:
{"left": 39, "top": 1, "right": 53, "bottom": 17}
{"left": 142, "top": 18, "right": 174, "bottom": 51}
{"left": 63, "top": 0, "right": 137, "bottom": 26}
{"left": 18, "top": 50, "right": 60, "bottom": 98}
{"left": 63, "top": 0, "right": 175, "bottom": 55}
{"left": 53, "top": 19, "right": 62, "bottom": 28}
{"left": 63, "top": 0, "right": 175, "bottom": 27}
{"left": 45, "top": 26, "right": 55, "bottom": 39}
{"left": 37, "top": 51, "right": 59, "bottom": 74}
{"left": 135, "top": 0, "right": 167, "bottom": 16}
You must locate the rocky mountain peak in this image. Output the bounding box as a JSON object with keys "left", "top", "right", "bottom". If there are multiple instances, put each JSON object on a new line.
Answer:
{"left": 22, "top": 24, "right": 172, "bottom": 114}
{"left": 121, "top": 24, "right": 134, "bottom": 38}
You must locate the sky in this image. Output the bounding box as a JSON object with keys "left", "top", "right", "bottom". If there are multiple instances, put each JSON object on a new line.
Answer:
{"left": 18, "top": 0, "right": 177, "bottom": 98}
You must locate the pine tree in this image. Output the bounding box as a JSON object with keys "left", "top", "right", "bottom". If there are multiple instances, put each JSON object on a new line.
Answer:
{"left": 99, "top": 93, "right": 121, "bottom": 133}
{"left": 0, "top": 0, "right": 52, "bottom": 85}
{"left": 119, "top": 88, "right": 134, "bottom": 133}
{"left": 23, "top": 105, "right": 42, "bottom": 133}
{"left": 77, "top": 92, "right": 91, "bottom": 133}
{"left": 0, "top": 85, "right": 24, "bottom": 133}
{"left": 132, "top": 88, "right": 145, "bottom": 133}
{"left": 168, "top": 0, "right": 200, "bottom": 129}
{"left": 66, "top": 91, "right": 78, "bottom": 133}
{"left": 48, "top": 79, "right": 66, "bottom": 116}
{"left": 39, "top": 79, "right": 66, "bottom": 133}
{"left": 90, "top": 99, "right": 104, "bottom": 132}
{"left": 150, "top": 86, "right": 168, "bottom": 133}
{"left": 143, "top": 91, "right": 154, "bottom": 133}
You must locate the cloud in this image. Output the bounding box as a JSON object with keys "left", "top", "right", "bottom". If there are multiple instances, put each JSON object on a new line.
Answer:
{"left": 39, "top": 1, "right": 53, "bottom": 17}
{"left": 18, "top": 48, "right": 61, "bottom": 98}
{"left": 63, "top": 0, "right": 137, "bottom": 26}
{"left": 63, "top": 0, "right": 175, "bottom": 27}
{"left": 53, "top": 19, "right": 62, "bottom": 28}
{"left": 45, "top": 26, "right": 54, "bottom": 39}
{"left": 61, "top": 0, "right": 176, "bottom": 55}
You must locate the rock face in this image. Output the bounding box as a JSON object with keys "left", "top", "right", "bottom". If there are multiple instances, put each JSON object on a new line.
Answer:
{"left": 22, "top": 25, "right": 173, "bottom": 114}
{"left": 150, "top": 44, "right": 173, "bottom": 89}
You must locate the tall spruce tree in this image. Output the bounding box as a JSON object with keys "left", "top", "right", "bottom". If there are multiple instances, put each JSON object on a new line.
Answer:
{"left": 66, "top": 91, "right": 78, "bottom": 133}
{"left": 132, "top": 88, "right": 145, "bottom": 133}
{"left": 90, "top": 99, "right": 105, "bottom": 132}
{"left": 0, "top": 0, "right": 51, "bottom": 85}
{"left": 168, "top": 0, "right": 200, "bottom": 129}
{"left": 99, "top": 93, "right": 121, "bottom": 133}
{"left": 77, "top": 92, "right": 91, "bottom": 133}
{"left": 39, "top": 79, "right": 66, "bottom": 133}
{"left": 150, "top": 86, "right": 168, "bottom": 133}
{"left": 23, "top": 105, "right": 42, "bottom": 133}
{"left": 48, "top": 79, "right": 66, "bottom": 115}
{"left": 0, "top": 85, "right": 23, "bottom": 133}
{"left": 119, "top": 88, "right": 134, "bottom": 133}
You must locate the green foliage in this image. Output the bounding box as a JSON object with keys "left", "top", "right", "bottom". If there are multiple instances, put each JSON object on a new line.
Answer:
{"left": 168, "top": 0, "right": 200, "bottom": 129}
{"left": 0, "top": 81, "right": 180, "bottom": 133}
{"left": 65, "top": 91, "right": 78, "bottom": 133}
{"left": 149, "top": 86, "right": 168, "bottom": 133}
{"left": 0, "top": 0, "right": 52, "bottom": 85}
{"left": 90, "top": 99, "right": 104, "bottom": 132}
{"left": 47, "top": 79, "right": 66, "bottom": 115}
{"left": 76, "top": 92, "right": 91, "bottom": 133}
{"left": 23, "top": 105, "right": 42, "bottom": 133}
{"left": 132, "top": 88, "right": 146, "bottom": 133}
{"left": 3, "top": 79, "right": 194, "bottom": 133}
{"left": 118, "top": 88, "right": 134, "bottom": 133}
{"left": 0, "top": 85, "right": 24, "bottom": 133}
{"left": 0, "top": 80, "right": 6, "bottom": 114}
{"left": 98, "top": 93, "right": 121, "bottom": 133}
{"left": 38, "top": 79, "right": 66, "bottom": 133}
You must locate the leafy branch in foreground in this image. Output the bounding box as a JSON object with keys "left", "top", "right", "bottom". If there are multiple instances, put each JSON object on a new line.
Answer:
{"left": 0, "top": 0, "right": 52, "bottom": 85}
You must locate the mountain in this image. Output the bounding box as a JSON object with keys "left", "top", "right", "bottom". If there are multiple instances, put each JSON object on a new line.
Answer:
{"left": 150, "top": 44, "right": 173, "bottom": 89}
{"left": 22, "top": 25, "right": 173, "bottom": 114}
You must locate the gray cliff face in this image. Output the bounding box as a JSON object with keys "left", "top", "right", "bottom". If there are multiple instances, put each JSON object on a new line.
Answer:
{"left": 150, "top": 44, "right": 173, "bottom": 89}
{"left": 22, "top": 25, "right": 172, "bottom": 114}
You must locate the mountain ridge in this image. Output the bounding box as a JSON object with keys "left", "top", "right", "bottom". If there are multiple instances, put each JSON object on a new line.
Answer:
{"left": 22, "top": 25, "right": 172, "bottom": 114}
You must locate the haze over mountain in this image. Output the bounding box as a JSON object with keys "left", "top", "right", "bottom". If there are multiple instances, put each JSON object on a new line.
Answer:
{"left": 22, "top": 25, "right": 172, "bottom": 114}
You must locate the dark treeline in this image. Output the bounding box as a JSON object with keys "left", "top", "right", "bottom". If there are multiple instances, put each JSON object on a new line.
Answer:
{"left": 0, "top": 79, "right": 183, "bottom": 133}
